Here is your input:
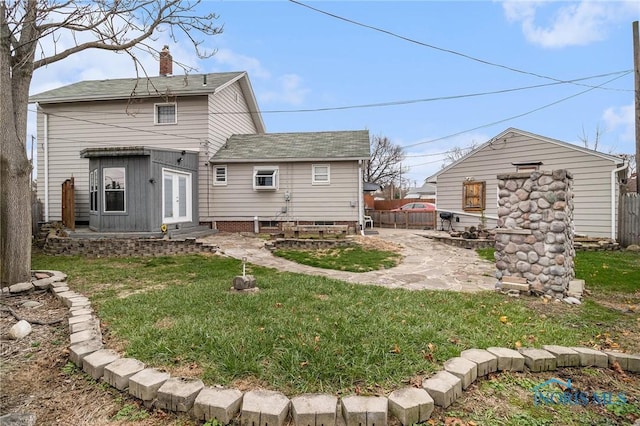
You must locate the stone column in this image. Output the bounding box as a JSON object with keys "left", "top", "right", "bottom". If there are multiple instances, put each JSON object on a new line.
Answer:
{"left": 494, "top": 170, "right": 574, "bottom": 298}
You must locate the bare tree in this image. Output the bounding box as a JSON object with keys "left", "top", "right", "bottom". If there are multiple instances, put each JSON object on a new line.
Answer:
{"left": 0, "top": 0, "right": 223, "bottom": 285}
{"left": 578, "top": 124, "right": 605, "bottom": 151}
{"left": 365, "top": 135, "right": 407, "bottom": 189}
{"left": 441, "top": 143, "right": 478, "bottom": 168}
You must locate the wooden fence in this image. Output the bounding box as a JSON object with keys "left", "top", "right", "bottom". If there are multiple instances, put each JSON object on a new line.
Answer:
{"left": 31, "top": 195, "right": 42, "bottom": 238}
{"left": 368, "top": 210, "right": 437, "bottom": 230}
{"left": 618, "top": 193, "right": 639, "bottom": 247}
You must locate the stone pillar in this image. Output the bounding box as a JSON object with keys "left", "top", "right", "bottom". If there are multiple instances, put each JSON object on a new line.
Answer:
{"left": 494, "top": 170, "right": 574, "bottom": 298}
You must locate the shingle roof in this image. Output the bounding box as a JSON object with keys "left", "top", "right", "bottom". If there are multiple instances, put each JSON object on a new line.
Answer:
{"left": 29, "top": 72, "right": 246, "bottom": 103}
{"left": 426, "top": 127, "right": 625, "bottom": 182}
{"left": 211, "top": 130, "right": 370, "bottom": 162}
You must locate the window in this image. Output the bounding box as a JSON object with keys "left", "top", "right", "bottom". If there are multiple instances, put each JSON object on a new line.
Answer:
{"left": 253, "top": 167, "right": 278, "bottom": 190}
{"left": 155, "top": 103, "right": 176, "bottom": 124}
{"left": 89, "top": 169, "right": 98, "bottom": 212}
{"left": 512, "top": 161, "right": 543, "bottom": 172}
{"left": 312, "top": 164, "right": 330, "bottom": 184}
{"left": 462, "top": 180, "right": 485, "bottom": 212}
{"left": 103, "top": 167, "right": 125, "bottom": 212}
{"left": 214, "top": 165, "right": 227, "bottom": 185}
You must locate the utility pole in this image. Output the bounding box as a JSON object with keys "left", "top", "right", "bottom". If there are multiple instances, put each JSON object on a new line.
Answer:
{"left": 634, "top": 21, "right": 639, "bottom": 193}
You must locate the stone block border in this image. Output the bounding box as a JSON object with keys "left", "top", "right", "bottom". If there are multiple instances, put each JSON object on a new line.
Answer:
{"left": 7, "top": 270, "right": 639, "bottom": 426}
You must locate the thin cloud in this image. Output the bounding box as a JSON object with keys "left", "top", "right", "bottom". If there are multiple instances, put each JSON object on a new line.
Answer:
{"left": 211, "top": 48, "right": 271, "bottom": 79}
{"left": 501, "top": 1, "right": 635, "bottom": 48}
{"left": 603, "top": 104, "right": 634, "bottom": 143}
{"left": 260, "top": 74, "right": 310, "bottom": 106}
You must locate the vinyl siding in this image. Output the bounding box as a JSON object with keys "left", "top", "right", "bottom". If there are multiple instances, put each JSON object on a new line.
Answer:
{"left": 208, "top": 161, "right": 360, "bottom": 222}
{"left": 436, "top": 133, "right": 620, "bottom": 238}
{"left": 35, "top": 96, "right": 213, "bottom": 222}
{"left": 199, "top": 81, "right": 261, "bottom": 220}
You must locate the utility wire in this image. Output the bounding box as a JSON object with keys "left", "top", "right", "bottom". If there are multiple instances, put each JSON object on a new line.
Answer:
{"left": 289, "top": 0, "right": 632, "bottom": 93}
{"left": 28, "top": 69, "right": 630, "bottom": 118}
{"left": 403, "top": 71, "right": 630, "bottom": 149}
{"left": 32, "top": 71, "right": 628, "bottom": 149}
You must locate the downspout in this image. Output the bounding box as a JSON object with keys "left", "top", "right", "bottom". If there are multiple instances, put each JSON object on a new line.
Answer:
{"left": 611, "top": 162, "right": 628, "bottom": 240}
{"left": 358, "top": 160, "right": 364, "bottom": 236}
{"left": 43, "top": 108, "right": 49, "bottom": 222}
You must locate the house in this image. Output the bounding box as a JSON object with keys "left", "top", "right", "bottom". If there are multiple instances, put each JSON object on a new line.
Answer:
{"left": 404, "top": 182, "right": 436, "bottom": 200}
{"left": 30, "top": 48, "right": 370, "bottom": 235}
{"left": 426, "top": 128, "right": 628, "bottom": 239}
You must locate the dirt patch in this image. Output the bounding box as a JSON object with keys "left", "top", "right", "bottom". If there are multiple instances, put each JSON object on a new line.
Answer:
{"left": 428, "top": 369, "right": 640, "bottom": 425}
{"left": 350, "top": 234, "right": 404, "bottom": 253}
{"left": 0, "top": 291, "right": 191, "bottom": 425}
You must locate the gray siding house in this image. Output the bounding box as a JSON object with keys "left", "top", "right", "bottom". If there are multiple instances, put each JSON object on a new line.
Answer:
{"left": 427, "top": 128, "right": 628, "bottom": 239}
{"left": 30, "top": 58, "right": 370, "bottom": 234}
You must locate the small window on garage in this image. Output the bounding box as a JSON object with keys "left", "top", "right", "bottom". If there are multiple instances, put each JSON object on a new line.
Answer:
{"left": 312, "top": 164, "right": 330, "bottom": 185}
{"left": 214, "top": 165, "right": 227, "bottom": 185}
{"left": 254, "top": 167, "right": 278, "bottom": 190}
{"left": 462, "top": 180, "right": 485, "bottom": 212}
{"left": 512, "top": 161, "right": 543, "bottom": 172}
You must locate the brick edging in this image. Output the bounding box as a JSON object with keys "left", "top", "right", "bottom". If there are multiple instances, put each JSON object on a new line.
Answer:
{"left": 12, "top": 271, "right": 640, "bottom": 426}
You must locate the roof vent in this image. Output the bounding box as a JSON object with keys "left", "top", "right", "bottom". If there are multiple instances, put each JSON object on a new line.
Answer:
{"left": 159, "top": 45, "right": 173, "bottom": 77}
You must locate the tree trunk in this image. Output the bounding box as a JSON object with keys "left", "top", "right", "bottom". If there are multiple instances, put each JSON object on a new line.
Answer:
{"left": 0, "top": 146, "right": 32, "bottom": 286}
{"left": 1, "top": 2, "right": 37, "bottom": 286}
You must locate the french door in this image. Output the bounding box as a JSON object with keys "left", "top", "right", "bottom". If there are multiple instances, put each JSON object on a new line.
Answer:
{"left": 162, "top": 168, "right": 192, "bottom": 224}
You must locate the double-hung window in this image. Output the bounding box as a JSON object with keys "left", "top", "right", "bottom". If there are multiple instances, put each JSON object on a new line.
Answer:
{"left": 253, "top": 167, "right": 278, "bottom": 190}
{"left": 312, "top": 164, "right": 330, "bottom": 185}
{"left": 155, "top": 102, "right": 177, "bottom": 124}
{"left": 103, "top": 167, "right": 126, "bottom": 212}
{"left": 214, "top": 165, "right": 227, "bottom": 185}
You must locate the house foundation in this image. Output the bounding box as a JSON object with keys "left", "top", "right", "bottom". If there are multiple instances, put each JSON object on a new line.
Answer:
{"left": 494, "top": 170, "right": 575, "bottom": 298}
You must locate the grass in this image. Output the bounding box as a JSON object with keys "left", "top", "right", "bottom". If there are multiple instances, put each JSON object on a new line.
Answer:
{"left": 574, "top": 251, "right": 640, "bottom": 294}
{"left": 32, "top": 247, "right": 639, "bottom": 397}
{"left": 272, "top": 244, "right": 401, "bottom": 272}
{"left": 475, "top": 248, "right": 640, "bottom": 294}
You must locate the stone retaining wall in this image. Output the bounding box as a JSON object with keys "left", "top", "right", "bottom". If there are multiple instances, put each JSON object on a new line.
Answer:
{"left": 43, "top": 235, "right": 218, "bottom": 257}
{"left": 495, "top": 170, "right": 575, "bottom": 298}
{"left": 267, "top": 238, "right": 354, "bottom": 250}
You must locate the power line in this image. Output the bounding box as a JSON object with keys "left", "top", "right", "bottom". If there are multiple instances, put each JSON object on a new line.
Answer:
{"left": 29, "top": 71, "right": 630, "bottom": 152}
{"left": 403, "top": 71, "right": 631, "bottom": 149}
{"left": 28, "top": 69, "right": 630, "bottom": 118}
{"left": 289, "top": 0, "right": 632, "bottom": 93}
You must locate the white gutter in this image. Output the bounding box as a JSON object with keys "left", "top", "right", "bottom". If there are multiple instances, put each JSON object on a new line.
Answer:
{"left": 43, "top": 109, "right": 49, "bottom": 222}
{"left": 358, "top": 160, "right": 364, "bottom": 236}
{"left": 611, "top": 162, "right": 628, "bottom": 240}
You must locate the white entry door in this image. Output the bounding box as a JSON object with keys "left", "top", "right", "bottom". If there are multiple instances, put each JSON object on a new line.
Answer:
{"left": 162, "top": 168, "right": 192, "bottom": 224}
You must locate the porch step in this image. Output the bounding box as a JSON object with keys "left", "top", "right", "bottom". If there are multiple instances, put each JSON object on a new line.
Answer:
{"left": 167, "top": 225, "right": 218, "bottom": 240}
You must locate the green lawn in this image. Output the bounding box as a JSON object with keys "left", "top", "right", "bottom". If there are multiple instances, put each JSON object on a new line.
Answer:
{"left": 476, "top": 248, "right": 640, "bottom": 294}
{"left": 31, "top": 248, "right": 639, "bottom": 396}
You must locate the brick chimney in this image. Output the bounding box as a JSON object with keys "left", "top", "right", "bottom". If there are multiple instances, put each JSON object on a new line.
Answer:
{"left": 159, "top": 45, "right": 172, "bottom": 76}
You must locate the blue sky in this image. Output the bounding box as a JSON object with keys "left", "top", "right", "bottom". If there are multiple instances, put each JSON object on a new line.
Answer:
{"left": 28, "top": 1, "right": 638, "bottom": 187}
